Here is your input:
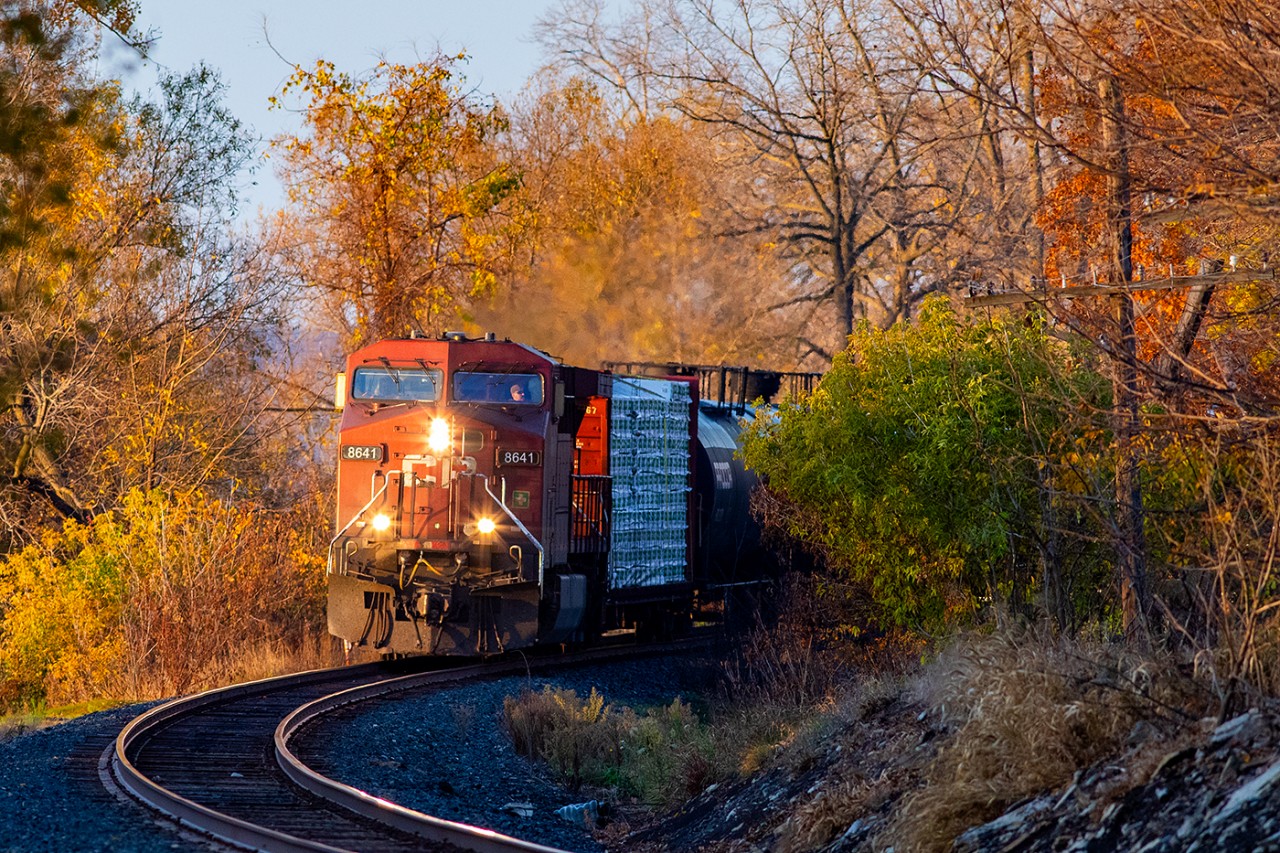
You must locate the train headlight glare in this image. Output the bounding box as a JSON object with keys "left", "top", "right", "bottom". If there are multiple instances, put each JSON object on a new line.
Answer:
{"left": 428, "top": 417, "right": 451, "bottom": 453}
{"left": 371, "top": 513, "right": 392, "bottom": 532}
{"left": 476, "top": 517, "right": 497, "bottom": 535}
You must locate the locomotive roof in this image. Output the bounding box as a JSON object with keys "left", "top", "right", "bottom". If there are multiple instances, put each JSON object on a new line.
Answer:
{"left": 349, "top": 333, "right": 560, "bottom": 369}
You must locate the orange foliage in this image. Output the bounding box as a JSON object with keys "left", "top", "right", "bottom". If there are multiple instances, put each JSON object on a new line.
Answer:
{"left": 272, "top": 56, "right": 525, "bottom": 345}
{"left": 1029, "top": 12, "right": 1267, "bottom": 398}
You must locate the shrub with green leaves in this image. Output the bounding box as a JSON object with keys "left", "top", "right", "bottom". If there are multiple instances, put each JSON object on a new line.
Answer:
{"left": 742, "top": 298, "right": 1109, "bottom": 630}
{"left": 503, "top": 686, "right": 720, "bottom": 804}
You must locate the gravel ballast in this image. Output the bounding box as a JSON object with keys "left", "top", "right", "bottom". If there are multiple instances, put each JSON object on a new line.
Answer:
{"left": 300, "top": 653, "right": 719, "bottom": 853}
{"left": 0, "top": 702, "right": 204, "bottom": 852}
{"left": 0, "top": 652, "right": 717, "bottom": 852}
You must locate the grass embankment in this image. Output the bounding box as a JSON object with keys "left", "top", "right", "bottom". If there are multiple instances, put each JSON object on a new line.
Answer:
{"left": 503, "top": 620, "right": 1217, "bottom": 852}
{"left": 501, "top": 603, "right": 914, "bottom": 806}
{"left": 0, "top": 698, "right": 128, "bottom": 741}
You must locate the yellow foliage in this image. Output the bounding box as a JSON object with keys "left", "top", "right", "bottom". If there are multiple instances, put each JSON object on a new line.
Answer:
{"left": 0, "top": 489, "right": 326, "bottom": 711}
{"left": 272, "top": 56, "right": 522, "bottom": 343}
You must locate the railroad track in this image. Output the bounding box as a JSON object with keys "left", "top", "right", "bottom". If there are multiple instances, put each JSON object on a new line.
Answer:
{"left": 102, "top": 639, "right": 707, "bottom": 852}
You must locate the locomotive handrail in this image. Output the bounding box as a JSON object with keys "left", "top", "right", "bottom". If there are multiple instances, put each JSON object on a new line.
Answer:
{"left": 569, "top": 475, "right": 611, "bottom": 554}
{"left": 474, "top": 472, "right": 545, "bottom": 589}
{"left": 326, "top": 477, "right": 392, "bottom": 575}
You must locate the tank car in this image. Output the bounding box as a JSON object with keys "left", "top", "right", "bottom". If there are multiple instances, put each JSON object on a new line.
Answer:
{"left": 326, "top": 332, "right": 817, "bottom": 656}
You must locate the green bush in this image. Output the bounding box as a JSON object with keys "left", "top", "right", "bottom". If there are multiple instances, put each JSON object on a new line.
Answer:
{"left": 503, "top": 685, "right": 720, "bottom": 804}
{"left": 742, "top": 297, "right": 1110, "bottom": 631}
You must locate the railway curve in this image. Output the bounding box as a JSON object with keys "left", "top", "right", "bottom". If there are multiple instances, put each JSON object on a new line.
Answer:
{"left": 104, "top": 639, "right": 709, "bottom": 852}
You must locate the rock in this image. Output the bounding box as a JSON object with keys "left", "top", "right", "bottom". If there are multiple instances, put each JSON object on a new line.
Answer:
{"left": 1212, "top": 759, "right": 1280, "bottom": 825}
{"left": 1128, "top": 719, "right": 1159, "bottom": 746}
{"left": 555, "top": 800, "right": 600, "bottom": 828}
{"left": 1211, "top": 709, "right": 1266, "bottom": 748}
{"left": 501, "top": 802, "right": 535, "bottom": 819}
{"left": 954, "top": 795, "right": 1055, "bottom": 852}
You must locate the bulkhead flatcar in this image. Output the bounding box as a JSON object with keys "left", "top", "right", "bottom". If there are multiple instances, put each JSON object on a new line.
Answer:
{"left": 326, "top": 332, "right": 816, "bottom": 656}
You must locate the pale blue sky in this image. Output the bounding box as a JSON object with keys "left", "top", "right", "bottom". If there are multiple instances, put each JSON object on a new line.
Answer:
{"left": 126, "top": 1, "right": 570, "bottom": 215}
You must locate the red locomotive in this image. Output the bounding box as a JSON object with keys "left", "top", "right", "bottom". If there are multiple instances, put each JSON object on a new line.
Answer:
{"left": 326, "top": 331, "right": 817, "bottom": 656}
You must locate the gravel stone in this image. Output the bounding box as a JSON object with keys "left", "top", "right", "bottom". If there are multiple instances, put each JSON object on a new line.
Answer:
{"left": 0, "top": 651, "right": 718, "bottom": 853}
{"left": 0, "top": 702, "right": 209, "bottom": 852}
{"left": 300, "top": 653, "right": 719, "bottom": 853}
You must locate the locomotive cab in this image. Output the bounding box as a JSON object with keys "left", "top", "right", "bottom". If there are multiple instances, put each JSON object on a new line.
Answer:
{"left": 327, "top": 333, "right": 608, "bottom": 655}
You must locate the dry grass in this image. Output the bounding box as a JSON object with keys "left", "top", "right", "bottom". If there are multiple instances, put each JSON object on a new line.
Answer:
{"left": 504, "top": 686, "right": 623, "bottom": 789}
{"left": 214, "top": 631, "right": 343, "bottom": 688}
{"left": 768, "top": 668, "right": 922, "bottom": 852}
{"left": 502, "top": 685, "right": 723, "bottom": 804}
{"left": 881, "top": 630, "right": 1212, "bottom": 853}
{"left": 778, "top": 772, "right": 891, "bottom": 853}
{"left": 0, "top": 712, "right": 50, "bottom": 742}
{"left": 719, "top": 595, "right": 924, "bottom": 782}
{"left": 95, "top": 630, "right": 342, "bottom": 702}
{"left": 720, "top": 574, "right": 882, "bottom": 710}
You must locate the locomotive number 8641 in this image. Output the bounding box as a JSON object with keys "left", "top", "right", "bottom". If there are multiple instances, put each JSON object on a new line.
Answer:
{"left": 326, "top": 331, "right": 817, "bottom": 656}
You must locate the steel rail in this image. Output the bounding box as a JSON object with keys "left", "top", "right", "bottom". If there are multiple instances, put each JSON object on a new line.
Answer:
{"left": 275, "top": 659, "right": 570, "bottom": 853}
{"left": 274, "top": 638, "right": 714, "bottom": 852}
{"left": 107, "top": 637, "right": 711, "bottom": 852}
{"left": 107, "top": 660, "right": 433, "bottom": 852}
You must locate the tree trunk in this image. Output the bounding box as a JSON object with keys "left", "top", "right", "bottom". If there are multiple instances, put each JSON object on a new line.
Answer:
{"left": 1018, "top": 43, "right": 1045, "bottom": 276}
{"left": 1098, "top": 75, "right": 1152, "bottom": 642}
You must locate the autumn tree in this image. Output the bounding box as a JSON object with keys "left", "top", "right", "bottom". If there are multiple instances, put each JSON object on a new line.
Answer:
{"left": 272, "top": 56, "right": 524, "bottom": 346}
{"left": 0, "top": 2, "right": 302, "bottom": 543}
{"left": 478, "top": 74, "right": 798, "bottom": 367}
{"left": 898, "top": 0, "right": 1280, "bottom": 651}
{"left": 540, "top": 0, "right": 1006, "bottom": 361}
{"left": 1049, "top": 0, "right": 1280, "bottom": 410}
{"left": 0, "top": 2, "right": 163, "bottom": 532}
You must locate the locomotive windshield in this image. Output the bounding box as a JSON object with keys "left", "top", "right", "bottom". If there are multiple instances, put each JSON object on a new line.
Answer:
{"left": 350, "top": 366, "right": 442, "bottom": 401}
{"left": 453, "top": 371, "right": 544, "bottom": 405}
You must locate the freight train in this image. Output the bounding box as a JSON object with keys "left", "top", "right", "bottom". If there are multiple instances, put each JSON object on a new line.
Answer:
{"left": 326, "top": 332, "right": 818, "bottom": 656}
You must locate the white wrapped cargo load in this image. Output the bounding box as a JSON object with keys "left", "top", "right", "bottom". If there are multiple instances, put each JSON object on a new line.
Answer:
{"left": 608, "top": 377, "right": 692, "bottom": 588}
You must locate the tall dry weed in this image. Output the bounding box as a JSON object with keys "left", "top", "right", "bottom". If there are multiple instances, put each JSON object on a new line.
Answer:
{"left": 884, "top": 630, "right": 1209, "bottom": 853}
{"left": 503, "top": 686, "right": 720, "bottom": 804}
{"left": 503, "top": 686, "right": 622, "bottom": 788}
{"left": 1152, "top": 428, "right": 1280, "bottom": 715}
{"left": 718, "top": 575, "right": 921, "bottom": 781}
{"left": 720, "top": 574, "right": 863, "bottom": 709}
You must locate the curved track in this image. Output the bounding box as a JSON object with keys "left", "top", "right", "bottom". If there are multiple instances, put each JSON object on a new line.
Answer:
{"left": 105, "top": 657, "right": 565, "bottom": 852}
{"left": 104, "top": 640, "right": 707, "bottom": 852}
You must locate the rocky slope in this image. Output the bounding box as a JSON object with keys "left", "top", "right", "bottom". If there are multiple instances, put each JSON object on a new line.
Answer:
{"left": 620, "top": 694, "right": 1280, "bottom": 852}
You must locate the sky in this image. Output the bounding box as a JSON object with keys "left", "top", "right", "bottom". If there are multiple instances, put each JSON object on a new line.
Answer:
{"left": 120, "top": 1, "right": 570, "bottom": 215}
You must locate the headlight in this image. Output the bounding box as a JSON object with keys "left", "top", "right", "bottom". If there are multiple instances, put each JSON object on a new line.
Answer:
{"left": 370, "top": 513, "right": 392, "bottom": 532}
{"left": 476, "top": 517, "right": 497, "bottom": 535}
{"left": 428, "top": 417, "right": 451, "bottom": 453}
